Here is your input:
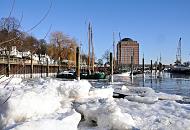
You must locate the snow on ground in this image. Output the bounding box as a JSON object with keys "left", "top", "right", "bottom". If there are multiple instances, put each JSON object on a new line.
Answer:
{"left": 0, "top": 77, "right": 22, "bottom": 86}
{"left": 115, "top": 72, "right": 130, "bottom": 77}
{"left": 116, "top": 99, "right": 190, "bottom": 130}
{"left": 0, "top": 77, "right": 190, "bottom": 130}
{"left": 0, "top": 78, "right": 90, "bottom": 130}
{"left": 6, "top": 109, "right": 81, "bottom": 130}
{"left": 76, "top": 98, "right": 136, "bottom": 130}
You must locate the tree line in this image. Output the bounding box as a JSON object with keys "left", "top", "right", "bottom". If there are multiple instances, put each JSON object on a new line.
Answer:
{"left": 0, "top": 17, "right": 79, "bottom": 64}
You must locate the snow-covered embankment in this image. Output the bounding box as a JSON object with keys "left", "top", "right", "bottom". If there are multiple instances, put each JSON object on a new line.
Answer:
{"left": 0, "top": 77, "right": 190, "bottom": 130}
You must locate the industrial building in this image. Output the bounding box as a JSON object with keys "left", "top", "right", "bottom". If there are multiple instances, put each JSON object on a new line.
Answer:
{"left": 117, "top": 38, "right": 139, "bottom": 67}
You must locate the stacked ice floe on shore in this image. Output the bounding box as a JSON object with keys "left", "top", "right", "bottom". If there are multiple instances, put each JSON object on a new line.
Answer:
{"left": 0, "top": 78, "right": 190, "bottom": 130}
{"left": 0, "top": 78, "right": 87, "bottom": 130}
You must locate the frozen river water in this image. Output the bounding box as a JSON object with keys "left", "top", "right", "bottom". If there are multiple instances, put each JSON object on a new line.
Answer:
{"left": 133, "top": 73, "right": 190, "bottom": 97}
{"left": 1, "top": 75, "right": 190, "bottom": 130}
{"left": 91, "top": 72, "right": 190, "bottom": 98}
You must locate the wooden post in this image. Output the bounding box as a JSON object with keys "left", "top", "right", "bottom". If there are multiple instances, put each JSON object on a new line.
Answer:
{"left": 58, "top": 57, "right": 60, "bottom": 74}
{"left": 6, "top": 49, "right": 11, "bottom": 77}
{"left": 159, "top": 54, "right": 163, "bottom": 77}
{"left": 130, "top": 55, "right": 134, "bottom": 80}
{"left": 159, "top": 62, "right": 162, "bottom": 77}
{"left": 110, "top": 52, "right": 113, "bottom": 82}
{"left": 24, "top": 59, "right": 26, "bottom": 79}
{"left": 155, "top": 61, "right": 157, "bottom": 77}
{"left": 142, "top": 56, "right": 145, "bottom": 80}
{"left": 130, "top": 49, "right": 134, "bottom": 80}
{"left": 150, "top": 60, "right": 153, "bottom": 75}
{"left": 30, "top": 53, "right": 33, "bottom": 78}
{"left": 40, "top": 64, "right": 43, "bottom": 78}
{"left": 142, "top": 57, "right": 145, "bottom": 74}
{"left": 76, "top": 47, "right": 80, "bottom": 80}
{"left": 46, "top": 58, "right": 49, "bottom": 77}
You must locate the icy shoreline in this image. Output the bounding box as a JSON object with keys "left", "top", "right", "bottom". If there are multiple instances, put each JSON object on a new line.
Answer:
{"left": 0, "top": 78, "right": 190, "bottom": 130}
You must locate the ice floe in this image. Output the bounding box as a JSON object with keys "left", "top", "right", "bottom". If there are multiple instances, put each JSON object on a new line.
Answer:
{"left": 0, "top": 77, "right": 190, "bottom": 130}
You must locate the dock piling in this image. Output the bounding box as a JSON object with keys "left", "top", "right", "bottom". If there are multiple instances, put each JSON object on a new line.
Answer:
{"left": 76, "top": 47, "right": 80, "bottom": 80}
{"left": 142, "top": 57, "right": 145, "bottom": 74}
{"left": 30, "top": 53, "right": 33, "bottom": 78}
{"left": 110, "top": 52, "right": 113, "bottom": 83}
{"left": 151, "top": 60, "right": 153, "bottom": 75}
{"left": 46, "top": 58, "right": 49, "bottom": 77}
{"left": 130, "top": 54, "right": 134, "bottom": 80}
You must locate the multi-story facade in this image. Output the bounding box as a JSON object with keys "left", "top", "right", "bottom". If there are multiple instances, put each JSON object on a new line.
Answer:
{"left": 117, "top": 38, "right": 139, "bottom": 67}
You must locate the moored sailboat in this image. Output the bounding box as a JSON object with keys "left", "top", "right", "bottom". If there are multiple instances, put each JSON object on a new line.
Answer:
{"left": 169, "top": 38, "right": 190, "bottom": 74}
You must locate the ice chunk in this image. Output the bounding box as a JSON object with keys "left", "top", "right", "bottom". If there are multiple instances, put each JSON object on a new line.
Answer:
{"left": 57, "top": 80, "right": 91, "bottom": 99}
{"left": 0, "top": 77, "right": 22, "bottom": 87}
{"left": 0, "top": 78, "right": 91, "bottom": 129}
{"left": 115, "top": 98, "right": 190, "bottom": 130}
{"left": 155, "top": 92, "right": 183, "bottom": 101}
{"left": 7, "top": 110, "right": 81, "bottom": 130}
{"left": 89, "top": 88, "right": 113, "bottom": 98}
{"left": 1, "top": 91, "right": 61, "bottom": 126}
{"left": 115, "top": 72, "right": 130, "bottom": 77}
{"left": 76, "top": 99, "right": 135, "bottom": 130}
{"left": 125, "top": 95, "right": 158, "bottom": 104}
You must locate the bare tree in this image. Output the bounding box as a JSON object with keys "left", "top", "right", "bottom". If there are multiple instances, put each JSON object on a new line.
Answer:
{"left": 37, "top": 39, "right": 47, "bottom": 55}
{"left": 0, "top": 17, "right": 22, "bottom": 48}
{"left": 0, "top": 17, "right": 22, "bottom": 76}
{"left": 97, "top": 59, "right": 103, "bottom": 67}
{"left": 49, "top": 31, "right": 78, "bottom": 63}
{"left": 23, "top": 35, "right": 38, "bottom": 52}
{"left": 50, "top": 32, "right": 66, "bottom": 60}
{"left": 102, "top": 49, "right": 110, "bottom": 63}
{"left": 0, "top": 17, "right": 20, "bottom": 32}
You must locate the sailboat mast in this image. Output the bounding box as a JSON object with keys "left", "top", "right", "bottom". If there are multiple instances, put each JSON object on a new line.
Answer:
{"left": 88, "top": 23, "right": 91, "bottom": 74}
{"left": 179, "top": 37, "right": 182, "bottom": 63}
{"left": 113, "top": 32, "right": 116, "bottom": 66}
{"left": 91, "top": 26, "right": 94, "bottom": 73}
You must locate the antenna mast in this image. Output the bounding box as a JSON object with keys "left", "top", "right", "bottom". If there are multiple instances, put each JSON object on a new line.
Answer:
{"left": 119, "top": 32, "right": 121, "bottom": 41}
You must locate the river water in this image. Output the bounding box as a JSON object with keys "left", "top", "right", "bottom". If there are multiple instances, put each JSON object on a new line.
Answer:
{"left": 91, "top": 72, "right": 190, "bottom": 98}
{"left": 114, "top": 72, "right": 190, "bottom": 97}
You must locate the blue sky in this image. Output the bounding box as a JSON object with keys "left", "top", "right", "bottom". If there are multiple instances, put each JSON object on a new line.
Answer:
{"left": 1, "top": 0, "right": 190, "bottom": 64}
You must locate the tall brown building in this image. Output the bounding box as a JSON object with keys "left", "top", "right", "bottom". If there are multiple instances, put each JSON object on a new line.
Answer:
{"left": 117, "top": 38, "right": 139, "bottom": 66}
